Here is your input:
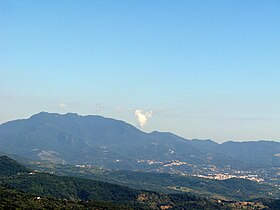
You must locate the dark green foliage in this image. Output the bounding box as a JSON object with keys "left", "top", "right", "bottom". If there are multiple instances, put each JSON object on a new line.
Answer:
{"left": 1, "top": 172, "right": 139, "bottom": 204}
{"left": 31, "top": 163, "right": 279, "bottom": 201}
{"left": 0, "top": 156, "right": 30, "bottom": 176}
{"left": 263, "top": 199, "right": 280, "bottom": 209}
{"left": 0, "top": 156, "right": 279, "bottom": 209}
{"left": 0, "top": 186, "right": 131, "bottom": 209}
{"left": 252, "top": 198, "right": 280, "bottom": 210}
{"left": 0, "top": 173, "right": 232, "bottom": 209}
{"left": 169, "top": 193, "right": 224, "bottom": 210}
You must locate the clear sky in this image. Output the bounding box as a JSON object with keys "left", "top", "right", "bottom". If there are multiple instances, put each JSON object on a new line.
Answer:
{"left": 1, "top": 0, "right": 280, "bottom": 142}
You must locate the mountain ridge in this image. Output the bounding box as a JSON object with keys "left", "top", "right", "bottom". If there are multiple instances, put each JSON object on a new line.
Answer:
{"left": 2, "top": 111, "right": 278, "bottom": 144}
{"left": 0, "top": 112, "right": 279, "bottom": 170}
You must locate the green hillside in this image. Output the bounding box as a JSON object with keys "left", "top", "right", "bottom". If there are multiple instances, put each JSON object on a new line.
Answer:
{"left": 0, "top": 186, "right": 129, "bottom": 209}
{"left": 0, "top": 155, "right": 30, "bottom": 176}
{"left": 25, "top": 160, "right": 280, "bottom": 201}
{"left": 2, "top": 155, "right": 277, "bottom": 209}
{"left": 0, "top": 156, "right": 225, "bottom": 209}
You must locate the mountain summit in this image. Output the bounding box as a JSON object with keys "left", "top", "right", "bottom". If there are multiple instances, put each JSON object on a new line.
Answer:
{"left": 0, "top": 112, "right": 279, "bottom": 170}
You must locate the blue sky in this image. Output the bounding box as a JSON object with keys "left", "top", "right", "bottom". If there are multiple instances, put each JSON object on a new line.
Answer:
{"left": 1, "top": 0, "right": 280, "bottom": 142}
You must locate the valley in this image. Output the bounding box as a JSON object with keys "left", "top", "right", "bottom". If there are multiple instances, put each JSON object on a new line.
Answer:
{"left": 4, "top": 155, "right": 275, "bottom": 210}
{"left": 22, "top": 158, "right": 280, "bottom": 201}
{"left": 0, "top": 112, "right": 279, "bottom": 209}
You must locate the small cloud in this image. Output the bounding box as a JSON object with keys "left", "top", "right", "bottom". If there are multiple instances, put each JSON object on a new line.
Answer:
{"left": 59, "top": 103, "right": 67, "bottom": 108}
{"left": 134, "top": 110, "right": 153, "bottom": 128}
{"left": 95, "top": 106, "right": 101, "bottom": 114}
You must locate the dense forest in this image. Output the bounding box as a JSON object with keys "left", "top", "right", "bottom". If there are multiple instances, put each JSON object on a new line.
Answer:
{"left": 1, "top": 156, "right": 280, "bottom": 209}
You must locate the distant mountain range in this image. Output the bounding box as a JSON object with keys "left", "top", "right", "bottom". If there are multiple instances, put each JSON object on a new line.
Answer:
{"left": 0, "top": 112, "right": 279, "bottom": 171}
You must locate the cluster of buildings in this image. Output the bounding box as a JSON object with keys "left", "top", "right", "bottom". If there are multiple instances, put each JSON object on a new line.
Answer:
{"left": 193, "top": 173, "right": 264, "bottom": 182}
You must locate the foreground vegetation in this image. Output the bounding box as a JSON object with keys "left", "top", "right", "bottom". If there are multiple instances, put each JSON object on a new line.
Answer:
{"left": 1, "top": 156, "right": 279, "bottom": 209}
{"left": 25, "top": 160, "right": 280, "bottom": 201}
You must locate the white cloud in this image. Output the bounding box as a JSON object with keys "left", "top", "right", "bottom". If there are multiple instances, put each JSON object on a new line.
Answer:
{"left": 134, "top": 110, "right": 153, "bottom": 128}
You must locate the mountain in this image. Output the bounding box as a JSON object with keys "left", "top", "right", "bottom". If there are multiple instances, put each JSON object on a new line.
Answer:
{"left": 0, "top": 156, "right": 30, "bottom": 176}
{"left": 0, "top": 112, "right": 279, "bottom": 171}
{"left": 217, "top": 141, "right": 280, "bottom": 166}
